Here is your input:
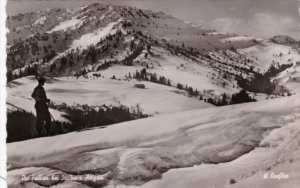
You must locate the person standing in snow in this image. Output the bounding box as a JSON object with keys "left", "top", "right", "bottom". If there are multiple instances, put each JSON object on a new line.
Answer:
{"left": 31, "top": 77, "right": 51, "bottom": 136}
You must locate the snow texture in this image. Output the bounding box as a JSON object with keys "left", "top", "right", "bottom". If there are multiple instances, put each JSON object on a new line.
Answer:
{"left": 7, "top": 76, "right": 211, "bottom": 116}
{"left": 33, "top": 16, "right": 47, "bottom": 25}
{"left": 49, "top": 18, "right": 83, "bottom": 33}
{"left": 7, "top": 92, "right": 300, "bottom": 188}
{"left": 221, "top": 36, "right": 258, "bottom": 43}
{"left": 70, "top": 18, "right": 122, "bottom": 50}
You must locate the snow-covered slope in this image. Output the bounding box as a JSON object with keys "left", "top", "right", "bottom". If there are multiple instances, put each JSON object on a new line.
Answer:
{"left": 7, "top": 93, "right": 300, "bottom": 188}
{"left": 221, "top": 35, "right": 259, "bottom": 43}
{"left": 6, "top": 3, "right": 300, "bottom": 100}
{"left": 70, "top": 18, "right": 123, "bottom": 50}
{"left": 93, "top": 47, "right": 240, "bottom": 96}
{"left": 7, "top": 76, "right": 211, "bottom": 115}
{"left": 48, "top": 18, "right": 83, "bottom": 33}
{"left": 239, "top": 41, "right": 299, "bottom": 72}
{"left": 5, "top": 3, "right": 253, "bottom": 76}
{"left": 7, "top": 77, "right": 69, "bottom": 122}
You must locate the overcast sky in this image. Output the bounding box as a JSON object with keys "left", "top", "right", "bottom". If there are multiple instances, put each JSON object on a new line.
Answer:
{"left": 118, "top": 0, "right": 300, "bottom": 39}
{"left": 6, "top": 0, "right": 300, "bottom": 39}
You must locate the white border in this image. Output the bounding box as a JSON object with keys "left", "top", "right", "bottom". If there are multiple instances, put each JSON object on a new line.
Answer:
{"left": 0, "top": 0, "right": 7, "bottom": 187}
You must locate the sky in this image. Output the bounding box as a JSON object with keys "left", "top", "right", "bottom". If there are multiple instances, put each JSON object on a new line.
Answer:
{"left": 6, "top": 0, "right": 300, "bottom": 39}
{"left": 119, "top": 0, "right": 300, "bottom": 39}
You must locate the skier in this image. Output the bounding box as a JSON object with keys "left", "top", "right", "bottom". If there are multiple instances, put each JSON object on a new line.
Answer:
{"left": 31, "top": 77, "right": 51, "bottom": 136}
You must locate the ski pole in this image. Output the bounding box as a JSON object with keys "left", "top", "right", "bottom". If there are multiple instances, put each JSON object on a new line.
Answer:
{"left": 0, "top": 176, "right": 6, "bottom": 181}
{"left": 49, "top": 111, "right": 56, "bottom": 122}
{"left": 48, "top": 110, "right": 64, "bottom": 134}
{"left": 6, "top": 102, "right": 26, "bottom": 112}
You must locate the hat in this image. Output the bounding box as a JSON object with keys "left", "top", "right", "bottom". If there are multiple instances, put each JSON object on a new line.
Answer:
{"left": 38, "top": 77, "right": 46, "bottom": 84}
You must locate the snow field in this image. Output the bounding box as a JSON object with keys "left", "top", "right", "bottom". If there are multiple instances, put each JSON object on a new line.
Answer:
{"left": 70, "top": 18, "right": 123, "bottom": 50}
{"left": 221, "top": 36, "right": 259, "bottom": 43}
{"left": 240, "top": 41, "right": 300, "bottom": 71}
{"left": 7, "top": 93, "right": 300, "bottom": 187}
{"left": 7, "top": 76, "right": 212, "bottom": 120}
{"left": 49, "top": 18, "right": 83, "bottom": 33}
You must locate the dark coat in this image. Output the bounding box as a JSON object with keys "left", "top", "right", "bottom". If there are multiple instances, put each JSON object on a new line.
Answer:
{"left": 31, "top": 85, "right": 50, "bottom": 110}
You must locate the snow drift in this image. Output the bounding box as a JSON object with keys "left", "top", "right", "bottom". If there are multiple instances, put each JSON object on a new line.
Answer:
{"left": 7, "top": 92, "right": 300, "bottom": 188}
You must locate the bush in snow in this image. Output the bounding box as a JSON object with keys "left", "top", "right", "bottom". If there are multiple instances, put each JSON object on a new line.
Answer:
{"left": 7, "top": 110, "right": 36, "bottom": 142}
{"left": 230, "top": 89, "right": 256, "bottom": 104}
{"left": 133, "top": 69, "right": 171, "bottom": 86}
{"left": 206, "top": 90, "right": 255, "bottom": 106}
{"left": 237, "top": 63, "right": 293, "bottom": 94}
{"left": 7, "top": 109, "right": 72, "bottom": 142}
{"left": 50, "top": 103, "right": 150, "bottom": 131}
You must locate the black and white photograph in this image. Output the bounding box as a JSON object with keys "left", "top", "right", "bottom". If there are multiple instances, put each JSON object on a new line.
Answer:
{"left": 1, "top": 0, "right": 300, "bottom": 187}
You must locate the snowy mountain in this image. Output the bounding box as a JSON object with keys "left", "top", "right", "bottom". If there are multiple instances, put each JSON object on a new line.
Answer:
{"left": 6, "top": 3, "right": 300, "bottom": 188}
{"left": 6, "top": 4, "right": 299, "bottom": 100}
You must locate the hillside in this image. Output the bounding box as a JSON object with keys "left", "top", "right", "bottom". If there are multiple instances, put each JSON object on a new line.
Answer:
{"left": 6, "top": 3, "right": 300, "bottom": 102}
{"left": 7, "top": 76, "right": 212, "bottom": 116}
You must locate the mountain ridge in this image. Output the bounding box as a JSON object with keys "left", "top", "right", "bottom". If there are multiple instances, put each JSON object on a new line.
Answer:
{"left": 6, "top": 3, "right": 300, "bottom": 102}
